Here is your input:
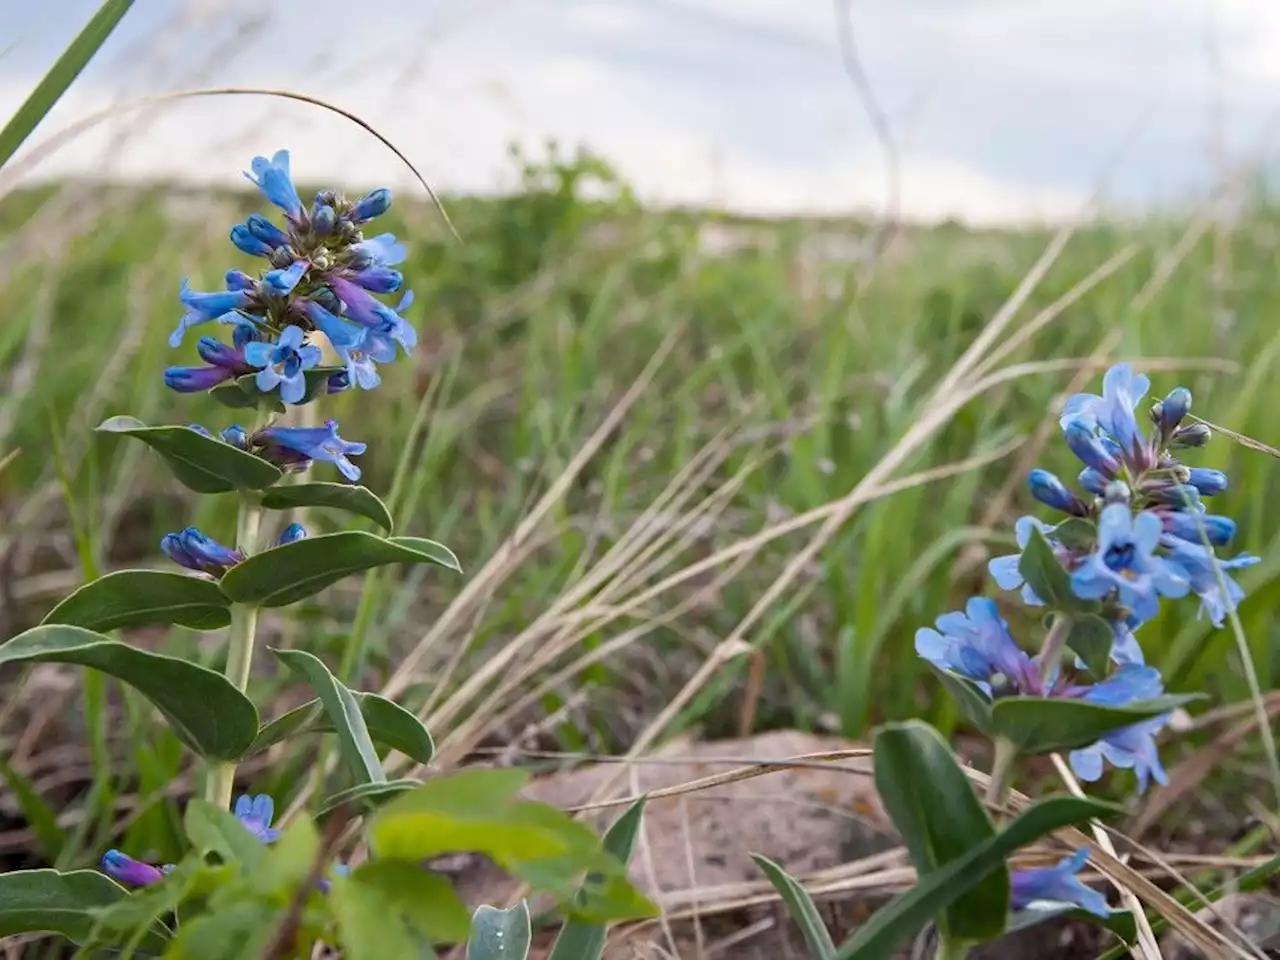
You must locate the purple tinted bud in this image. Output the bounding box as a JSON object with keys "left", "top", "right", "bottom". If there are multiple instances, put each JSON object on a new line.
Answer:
{"left": 1187, "top": 468, "right": 1228, "bottom": 496}
{"left": 225, "top": 269, "right": 256, "bottom": 291}
{"left": 1171, "top": 423, "right": 1211, "bottom": 449}
{"left": 349, "top": 267, "right": 403, "bottom": 294}
{"left": 1064, "top": 421, "right": 1120, "bottom": 476}
{"left": 1158, "top": 387, "right": 1192, "bottom": 432}
{"left": 312, "top": 203, "right": 337, "bottom": 235}
{"left": 1164, "top": 511, "right": 1236, "bottom": 546}
{"left": 197, "top": 337, "right": 252, "bottom": 372}
{"left": 233, "top": 322, "right": 260, "bottom": 350}
{"left": 221, "top": 425, "right": 248, "bottom": 448}
{"left": 171, "top": 527, "right": 244, "bottom": 574}
{"left": 1078, "top": 467, "right": 1107, "bottom": 496}
{"left": 351, "top": 188, "right": 391, "bottom": 222}
{"left": 257, "top": 420, "right": 366, "bottom": 482}
{"left": 160, "top": 533, "right": 201, "bottom": 571}
{"left": 1027, "top": 469, "right": 1084, "bottom": 515}
{"left": 1146, "top": 484, "right": 1202, "bottom": 510}
{"left": 327, "top": 370, "right": 351, "bottom": 394}
{"left": 277, "top": 523, "right": 307, "bottom": 545}
{"left": 231, "top": 224, "right": 273, "bottom": 257}
{"left": 164, "top": 366, "right": 234, "bottom": 392}
{"left": 246, "top": 213, "right": 290, "bottom": 249}
{"left": 102, "top": 850, "right": 166, "bottom": 887}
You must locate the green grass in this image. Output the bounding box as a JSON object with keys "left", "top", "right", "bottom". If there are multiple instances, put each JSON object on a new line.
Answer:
{"left": 2, "top": 147, "right": 1279, "bottom": 875}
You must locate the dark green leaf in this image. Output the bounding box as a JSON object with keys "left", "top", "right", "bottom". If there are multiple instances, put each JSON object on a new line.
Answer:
{"left": 164, "top": 901, "right": 277, "bottom": 959}
{"left": 97, "top": 416, "right": 282, "bottom": 494}
{"left": 184, "top": 799, "right": 267, "bottom": 870}
{"left": 42, "top": 570, "right": 232, "bottom": 632}
{"left": 1065, "top": 614, "right": 1116, "bottom": 678}
{"left": 0, "top": 869, "right": 149, "bottom": 948}
{"left": 873, "top": 721, "right": 1005, "bottom": 943}
{"left": 1050, "top": 518, "right": 1096, "bottom": 552}
{"left": 0, "top": 757, "right": 64, "bottom": 861}
{"left": 0, "top": 625, "right": 257, "bottom": 760}
{"left": 924, "top": 664, "right": 994, "bottom": 736}
{"left": 0, "top": 0, "right": 134, "bottom": 170}
{"left": 751, "top": 854, "right": 836, "bottom": 959}
{"left": 319, "top": 779, "right": 422, "bottom": 818}
{"left": 1005, "top": 904, "right": 1137, "bottom": 945}
{"left": 990, "top": 695, "right": 1199, "bottom": 755}
{"left": 1018, "top": 527, "right": 1091, "bottom": 611}
{"left": 209, "top": 367, "right": 343, "bottom": 413}
{"left": 466, "top": 901, "right": 531, "bottom": 960}
{"left": 246, "top": 691, "right": 435, "bottom": 764}
{"left": 273, "top": 648, "right": 385, "bottom": 785}
{"left": 219, "top": 531, "right": 460, "bottom": 608}
{"left": 260, "top": 482, "right": 394, "bottom": 531}
{"left": 833, "top": 796, "right": 1122, "bottom": 960}
{"left": 334, "top": 861, "right": 471, "bottom": 960}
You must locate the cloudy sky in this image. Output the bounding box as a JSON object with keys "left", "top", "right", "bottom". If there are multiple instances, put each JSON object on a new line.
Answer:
{"left": 2, "top": 0, "right": 1279, "bottom": 223}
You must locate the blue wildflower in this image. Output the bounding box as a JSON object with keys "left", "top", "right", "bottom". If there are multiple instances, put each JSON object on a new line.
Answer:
{"left": 1064, "top": 420, "right": 1121, "bottom": 477}
{"left": 246, "top": 212, "right": 290, "bottom": 249}
{"left": 348, "top": 266, "right": 403, "bottom": 294}
{"left": 349, "top": 232, "right": 406, "bottom": 267}
{"left": 988, "top": 515, "right": 1059, "bottom": 606}
{"left": 226, "top": 269, "right": 256, "bottom": 291}
{"left": 244, "top": 150, "right": 303, "bottom": 219}
{"left": 231, "top": 224, "right": 273, "bottom": 257}
{"left": 171, "top": 279, "right": 250, "bottom": 348}
{"left": 221, "top": 425, "right": 248, "bottom": 448}
{"left": 1027, "top": 469, "right": 1085, "bottom": 516}
{"left": 244, "top": 325, "right": 321, "bottom": 404}
{"left": 351, "top": 188, "right": 391, "bottom": 222}
{"left": 234, "top": 794, "right": 281, "bottom": 844}
{"left": 1156, "top": 387, "right": 1192, "bottom": 434}
{"left": 304, "top": 301, "right": 388, "bottom": 390}
{"left": 1077, "top": 467, "right": 1107, "bottom": 496}
{"left": 1060, "top": 363, "right": 1150, "bottom": 455}
{"left": 1070, "top": 504, "right": 1189, "bottom": 622}
{"left": 161, "top": 527, "right": 244, "bottom": 576}
{"left": 196, "top": 336, "right": 253, "bottom": 372}
{"left": 1067, "top": 664, "right": 1170, "bottom": 792}
{"left": 1160, "top": 511, "right": 1235, "bottom": 547}
{"left": 915, "top": 597, "right": 1042, "bottom": 696}
{"left": 1010, "top": 849, "right": 1110, "bottom": 918}
{"left": 277, "top": 523, "right": 307, "bottom": 545}
{"left": 1160, "top": 536, "right": 1259, "bottom": 627}
{"left": 256, "top": 419, "right": 366, "bottom": 482}
{"left": 164, "top": 365, "right": 235, "bottom": 392}
{"left": 1186, "top": 468, "right": 1227, "bottom": 497}
{"left": 262, "top": 260, "right": 308, "bottom": 296}
{"left": 102, "top": 851, "right": 170, "bottom": 887}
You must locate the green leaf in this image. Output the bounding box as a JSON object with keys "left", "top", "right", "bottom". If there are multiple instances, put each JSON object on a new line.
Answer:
{"left": 1018, "top": 527, "right": 1091, "bottom": 611}
{"left": 209, "top": 367, "right": 343, "bottom": 413}
{"left": 466, "top": 901, "right": 532, "bottom": 960}
{"left": 1064, "top": 614, "right": 1115, "bottom": 678}
{"left": 334, "top": 861, "right": 471, "bottom": 960}
{"left": 1050, "top": 518, "right": 1096, "bottom": 552}
{"left": 990, "top": 694, "right": 1199, "bottom": 755}
{"left": 0, "top": 869, "right": 148, "bottom": 948}
{"left": 246, "top": 691, "right": 435, "bottom": 764}
{"left": 0, "top": 756, "right": 64, "bottom": 861}
{"left": 751, "top": 854, "right": 836, "bottom": 959}
{"left": 42, "top": 570, "right": 232, "bottom": 632}
{"left": 253, "top": 817, "right": 319, "bottom": 893}
{"left": 924, "top": 664, "right": 994, "bottom": 736}
{"left": 97, "top": 416, "right": 282, "bottom": 494}
{"left": 549, "top": 797, "right": 651, "bottom": 960}
{"left": 218, "top": 531, "right": 460, "bottom": 608}
{"left": 0, "top": 0, "right": 134, "bottom": 170}
{"left": 0, "top": 625, "right": 257, "bottom": 760}
{"left": 184, "top": 799, "right": 265, "bottom": 870}
{"left": 833, "top": 796, "right": 1121, "bottom": 960}
{"left": 873, "top": 721, "right": 1006, "bottom": 943}
{"left": 261, "top": 482, "right": 394, "bottom": 531}
{"left": 1006, "top": 904, "right": 1137, "bottom": 945}
{"left": 273, "top": 648, "right": 385, "bottom": 784}
{"left": 164, "top": 901, "right": 277, "bottom": 959}
{"left": 318, "top": 779, "right": 422, "bottom": 818}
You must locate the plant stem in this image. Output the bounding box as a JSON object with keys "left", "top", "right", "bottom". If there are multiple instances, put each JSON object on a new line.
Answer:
{"left": 204, "top": 488, "right": 264, "bottom": 809}
{"left": 984, "top": 735, "right": 1018, "bottom": 806}
{"left": 935, "top": 935, "right": 971, "bottom": 960}
{"left": 1036, "top": 612, "right": 1073, "bottom": 686}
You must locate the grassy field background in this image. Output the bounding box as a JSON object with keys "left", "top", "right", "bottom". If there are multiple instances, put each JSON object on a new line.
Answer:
{"left": 0, "top": 139, "right": 1277, "bottom": 884}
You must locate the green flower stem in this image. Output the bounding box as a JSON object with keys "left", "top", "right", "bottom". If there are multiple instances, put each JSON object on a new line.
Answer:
{"left": 984, "top": 735, "right": 1018, "bottom": 807}
{"left": 936, "top": 935, "right": 972, "bottom": 960}
{"left": 1037, "top": 612, "right": 1073, "bottom": 686}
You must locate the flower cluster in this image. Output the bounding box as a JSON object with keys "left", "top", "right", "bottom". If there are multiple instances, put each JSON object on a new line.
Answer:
{"left": 916, "top": 363, "right": 1255, "bottom": 917}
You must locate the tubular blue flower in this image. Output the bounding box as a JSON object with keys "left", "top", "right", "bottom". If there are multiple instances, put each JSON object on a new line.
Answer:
{"left": 160, "top": 532, "right": 200, "bottom": 571}
{"left": 988, "top": 515, "right": 1058, "bottom": 606}
{"left": 1028, "top": 469, "right": 1085, "bottom": 516}
{"left": 1010, "top": 849, "right": 1110, "bottom": 917}
{"left": 244, "top": 150, "right": 303, "bottom": 218}
{"left": 304, "top": 301, "right": 386, "bottom": 390}
{"left": 230, "top": 224, "right": 273, "bottom": 257}
{"left": 1160, "top": 537, "right": 1259, "bottom": 627}
{"left": 257, "top": 419, "right": 366, "bottom": 482}
{"left": 1077, "top": 467, "right": 1107, "bottom": 496}
{"left": 244, "top": 325, "right": 321, "bottom": 404}
{"left": 102, "top": 850, "right": 169, "bottom": 887}
{"left": 171, "top": 279, "right": 250, "bottom": 347}
{"left": 1161, "top": 511, "right": 1235, "bottom": 547}
{"left": 1060, "top": 363, "right": 1150, "bottom": 454}
{"left": 330, "top": 279, "right": 418, "bottom": 354}
{"left": 226, "top": 269, "right": 256, "bottom": 291}
{"left": 1067, "top": 664, "right": 1170, "bottom": 792}
{"left": 164, "top": 365, "right": 235, "bottom": 392}
{"left": 349, "top": 232, "right": 406, "bottom": 267}
{"left": 197, "top": 336, "right": 253, "bottom": 373}
{"left": 277, "top": 523, "right": 307, "bottom": 545}
{"left": 162, "top": 527, "right": 244, "bottom": 575}
{"left": 914, "top": 597, "right": 1042, "bottom": 696}
{"left": 1070, "top": 504, "right": 1189, "bottom": 621}
{"left": 262, "top": 260, "right": 308, "bottom": 296}
{"left": 351, "top": 187, "right": 391, "bottom": 222}
{"left": 1186, "top": 467, "right": 1228, "bottom": 497}
{"left": 1064, "top": 420, "right": 1120, "bottom": 477}
{"left": 246, "top": 212, "right": 290, "bottom": 249}
{"left": 1157, "top": 387, "right": 1192, "bottom": 433}
{"left": 348, "top": 266, "right": 403, "bottom": 294}
{"left": 221, "top": 425, "right": 247, "bottom": 448}
{"left": 234, "top": 794, "right": 281, "bottom": 843}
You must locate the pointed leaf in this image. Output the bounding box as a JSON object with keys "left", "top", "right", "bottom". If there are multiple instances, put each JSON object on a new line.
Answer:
{"left": 0, "top": 756, "right": 64, "bottom": 861}
{"left": 334, "top": 861, "right": 470, "bottom": 960}
{"left": 97, "top": 416, "right": 282, "bottom": 493}
{"left": 245, "top": 691, "right": 434, "bottom": 764}
{"left": 273, "top": 648, "right": 385, "bottom": 784}
{"left": 1018, "top": 527, "right": 1095, "bottom": 612}
{"left": 0, "top": 626, "right": 257, "bottom": 760}
{"left": 0, "top": 868, "right": 167, "bottom": 950}
{"left": 833, "top": 795, "right": 1121, "bottom": 960}
{"left": 184, "top": 798, "right": 266, "bottom": 869}
{"left": 466, "top": 901, "right": 531, "bottom": 960}
{"left": 1050, "top": 518, "right": 1096, "bottom": 552}
{"left": 1065, "top": 614, "right": 1116, "bottom": 678}
{"left": 260, "top": 483, "right": 394, "bottom": 531}
{"left": 210, "top": 367, "right": 343, "bottom": 413}
{"left": 990, "top": 694, "right": 1200, "bottom": 755}
{"left": 924, "top": 664, "right": 995, "bottom": 735}
{"left": 318, "top": 779, "right": 423, "bottom": 818}
{"left": 1005, "top": 904, "right": 1137, "bottom": 945}
{"left": 219, "top": 531, "right": 460, "bottom": 608}
{"left": 873, "top": 721, "right": 1005, "bottom": 943}
{"left": 42, "top": 570, "right": 232, "bottom": 632}
{"left": 751, "top": 854, "right": 836, "bottom": 959}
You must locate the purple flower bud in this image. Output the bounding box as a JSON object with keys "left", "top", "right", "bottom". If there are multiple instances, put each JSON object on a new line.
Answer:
{"left": 162, "top": 527, "right": 244, "bottom": 575}
{"left": 246, "top": 212, "right": 290, "bottom": 249}
{"left": 1171, "top": 423, "right": 1211, "bottom": 449}
{"left": 277, "top": 523, "right": 307, "bottom": 545}
{"left": 1187, "top": 467, "right": 1227, "bottom": 496}
{"left": 160, "top": 533, "right": 201, "bottom": 571}
{"left": 231, "top": 224, "right": 273, "bottom": 257}
{"left": 312, "top": 203, "right": 337, "bottom": 235}
{"left": 1078, "top": 467, "right": 1107, "bottom": 496}
{"left": 1146, "top": 484, "right": 1202, "bottom": 510}
{"left": 221, "top": 425, "right": 248, "bottom": 448}
{"left": 1027, "top": 469, "right": 1085, "bottom": 515}
{"left": 327, "top": 370, "right": 351, "bottom": 394}
{"left": 349, "top": 267, "right": 403, "bottom": 294}
{"left": 1164, "top": 511, "right": 1236, "bottom": 546}
{"left": 1158, "top": 387, "right": 1192, "bottom": 433}
{"left": 164, "top": 365, "right": 234, "bottom": 392}
{"left": 233, "top": 322, "right": 260, "bottom": 349}
{"left": 102, "top": 850, "right": 167, "bottom": 887}
{"left": 197, "top": 337, "right": 253, "bottom": 373}
{"left": 1064, "top": 421, "right": 1120, "bottom": 476}
{"left": 351, "top": 188, "right": 391, "bottom": 222}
